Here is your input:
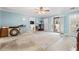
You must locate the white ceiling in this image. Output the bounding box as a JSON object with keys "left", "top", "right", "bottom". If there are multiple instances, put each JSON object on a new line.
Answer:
{"left": 1, "top": 7, "right": 79, "bottom": 18}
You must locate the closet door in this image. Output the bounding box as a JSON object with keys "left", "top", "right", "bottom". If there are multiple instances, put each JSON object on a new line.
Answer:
{"left": 60, "top": 17, "right": 64, "bottom": 33}
{"left": 44, "top": 18, "right": 49, "bottom": 31}
{"left": 69, "top": 14, "right": 79, "bottom": 51}
{"left": 69, "top": 14, "right": 79, "bottom": 35}
{"left": 50, "top": 17, "right": 54, "bottom": 32}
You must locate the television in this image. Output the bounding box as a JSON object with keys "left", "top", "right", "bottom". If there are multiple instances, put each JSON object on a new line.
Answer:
{"left": 30, "top": 21, "right": 34, "bottom": 24}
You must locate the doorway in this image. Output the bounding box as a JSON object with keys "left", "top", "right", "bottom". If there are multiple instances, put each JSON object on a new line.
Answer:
{"left": 53, "top": 17, "right": 61, "bottom": 33}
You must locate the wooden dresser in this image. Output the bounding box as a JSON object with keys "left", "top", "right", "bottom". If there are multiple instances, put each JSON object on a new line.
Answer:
{"left": 77, "top": 32, "right": 79, "bottom": 51}
{"left": 0, "top": 28, "right": 8, "bottom": 37}
{"left": 0, "top": 29, "right": 1, "bottom": 37}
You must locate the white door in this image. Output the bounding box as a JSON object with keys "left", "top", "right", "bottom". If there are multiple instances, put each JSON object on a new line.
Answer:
{"left": 44, "top": 18, "right": 49, "bottom": 31}
{"left": 60, "top": 17, "right": 64, "bottom": 33}
{"left": 69, "top": 14, "right": 79, "bottom": 35}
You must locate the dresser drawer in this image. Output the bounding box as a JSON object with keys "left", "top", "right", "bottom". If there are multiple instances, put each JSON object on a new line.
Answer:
{"left": 0, "top": 29, "right": 1, "bottom": 37}
{"left": 0, "top": 28, "right": 8, "bottom": 37}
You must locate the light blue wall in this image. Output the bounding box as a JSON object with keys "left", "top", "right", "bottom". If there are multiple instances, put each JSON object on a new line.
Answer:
{"left": 64, "top": 15, "right": 69, "bottom": 33}
{"left": 44, "top": 10, "right": 79, "bottom": 33}
{"left": 1, "top": 11, "right": 41, "bottom": 33}
{"left": 48, "top": 17, "right": 52, "bottom": 31}
{"left": 0, "top": 11, "right": 1, "bottom": 27}
{"left": 1, "top": 11, "right": 30, "bottom": 32}
{"left": 44, "top": 15, "right": 69, "bottom": 33}
{"left": 2, "top": 11, "right": 28, "bottom": 26}
{"left": 1, "top": 10, "right": 79, "bottom": 33}
{"left": 1, "top": 10, "right": 74, "bottom": 33}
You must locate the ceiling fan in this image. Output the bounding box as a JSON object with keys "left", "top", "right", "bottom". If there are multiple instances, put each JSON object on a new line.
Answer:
{"left": 35, "top": 7, "right": 50, "bottom": 14}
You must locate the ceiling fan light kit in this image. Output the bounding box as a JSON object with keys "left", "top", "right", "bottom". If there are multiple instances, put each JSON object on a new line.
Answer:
{"left": 35, "top": 7, "right": 50, "bottom": 14}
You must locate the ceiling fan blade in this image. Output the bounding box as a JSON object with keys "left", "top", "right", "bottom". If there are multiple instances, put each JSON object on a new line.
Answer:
{"left": 45, "top": 10, "right": 50, "bottom": 11}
